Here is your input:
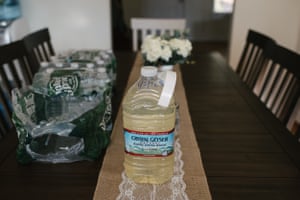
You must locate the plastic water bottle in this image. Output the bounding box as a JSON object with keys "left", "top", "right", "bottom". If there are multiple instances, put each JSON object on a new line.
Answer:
{"left": 104, "top": 49, "right": 117, "bottom": 82}
{"left": 122, "top": 66, "right": 177, "bottom": 184}
{"left": 0, "top": 0, "right": 21, "bottom": 21}
{"left": 100, "top": 51, "right": 116, "bottom": 83}
{"left": 45, "top": 94, "right": 67, "bottom": 121}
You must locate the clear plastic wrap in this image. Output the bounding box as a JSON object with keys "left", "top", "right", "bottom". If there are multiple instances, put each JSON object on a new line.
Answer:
{"left": 12, "top": 68, "right": 112, "bottom": 164}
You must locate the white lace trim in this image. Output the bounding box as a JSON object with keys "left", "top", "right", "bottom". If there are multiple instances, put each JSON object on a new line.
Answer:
{"left": 116, "top": 138, "right": 189, "bottom": 200}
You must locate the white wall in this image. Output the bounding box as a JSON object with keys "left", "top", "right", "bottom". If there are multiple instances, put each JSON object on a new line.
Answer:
{"left": 16, "top": 0, "right": 112, "bottom": 53}
{"left": 229, "top": 0, "right": 300, "bottom": 70}
{"left": 9, "top": 17, "right": 30, "bottom": 41}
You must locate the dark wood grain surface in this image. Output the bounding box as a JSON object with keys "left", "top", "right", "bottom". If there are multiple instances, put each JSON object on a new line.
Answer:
{"left": 0, "top": 51, "right": 300, "bottom": 200}
{"left": 181, "top": 52, "right": 300, "bottom": 199}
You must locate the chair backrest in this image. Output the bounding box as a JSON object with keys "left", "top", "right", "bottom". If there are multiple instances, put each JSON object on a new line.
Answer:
{"left": 130, "top": 18, "right": 186, "bottom": 51}
{"left": 0, "top": 40, "right": 33, "bottom": 138}
{"left": 236, "top": 29, "right": 276, "bottom": 90}
{"left": 23, "top": 28, "right": 55, "bottom": 74}
{"left": 255, "top": 43, "right": 300, "bottom": 125}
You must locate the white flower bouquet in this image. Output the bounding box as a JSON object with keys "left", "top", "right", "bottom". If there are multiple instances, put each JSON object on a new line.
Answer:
{"left": 141, "top": 33, "right": 192, "bottom": 66}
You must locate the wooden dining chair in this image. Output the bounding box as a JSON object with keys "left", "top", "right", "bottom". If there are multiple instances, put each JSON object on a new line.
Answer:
{"left": 254, "top": 42, "right": 300, "bottom": 126}
{"left": 0, "top": 40, "right": 33, "bottom": 138}
{"left": 23, "top": 28, "right": 55, "bottom": 74}
{"left": 130, "top": 18, "right": 186, "bottom": 52}
{"left": 236, "top": 29, "right": 276, "bottom": 90}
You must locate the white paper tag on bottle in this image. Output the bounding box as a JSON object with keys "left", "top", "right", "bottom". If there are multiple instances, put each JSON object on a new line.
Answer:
{"left": 158, "top": 71, "right": 177, "bottom": 107}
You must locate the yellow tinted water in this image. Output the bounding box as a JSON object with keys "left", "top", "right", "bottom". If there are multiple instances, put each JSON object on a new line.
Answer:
{"left": 122, "top": 77, "right": 176, "bottom": 184}
{"left": 123, "top": 111, "right": 175, "bottom": 184}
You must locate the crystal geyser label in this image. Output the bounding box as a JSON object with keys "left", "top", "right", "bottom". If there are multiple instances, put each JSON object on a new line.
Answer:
{"left": 124, "top": 128, "right": 174, "bottom": 157}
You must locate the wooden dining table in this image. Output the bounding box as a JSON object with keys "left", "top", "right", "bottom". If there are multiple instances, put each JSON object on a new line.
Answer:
{"left": 0, "top": 51, "right": 300, "bottom": 200}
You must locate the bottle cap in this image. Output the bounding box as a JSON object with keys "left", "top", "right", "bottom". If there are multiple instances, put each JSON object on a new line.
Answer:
{"left": 55, "top": 62, "right": 63, "bottom": 68}
{"left": 158, "top": 71, "right": 176, "bottom": 107}
{"left": 93, "top": 56, "right": 101, "bottom": 61}
{"left": 141, "top": 66, "right": 157, "bottom": 77}
{"left": 71, "top": 62, "right": 79, "bottom": 68}
{"left": 50, "top": 56, "right": 57, "bottom": 61}
{"left": 97, "top": 67, "right": 106, "bottom": 73}
{"left": 40, "top": 61, "right": 49, "bottom": 68}
{"left": 46, "top": 68, "right": 54, "bottom": 74}
{"left": 86, "top": 63, "right": 95, "bottom": 68}
{"left": 102, "top": 54, "right": 109, "bottom": 59}
{"left": 96, "top": 60, "right": 105, "bottom": 65}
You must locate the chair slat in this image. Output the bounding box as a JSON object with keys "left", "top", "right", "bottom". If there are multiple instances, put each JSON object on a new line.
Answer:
{"left": 41, "top": 43, "right": 50, "bottom": 61}
{"left": 142, "top": 29, "right": 147, "bottom": 44}
{"left": 0, "top": 66, "right": 11, "bottom": 92}
{"left": 133, "top": 29, "right": 138, "bottom": 52}
{"left": 19, "top": 57, "right": 32, "bottom": 84}
{"left": 248, "top": 50, "right": 265, "bottom": 89}
{"left": 7, "top": 61, "right": 22, "bottom": 88}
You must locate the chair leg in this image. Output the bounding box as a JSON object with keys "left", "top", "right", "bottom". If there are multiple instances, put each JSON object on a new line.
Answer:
{"left": 133, "top": 30, "right": 137, "bottom": 52}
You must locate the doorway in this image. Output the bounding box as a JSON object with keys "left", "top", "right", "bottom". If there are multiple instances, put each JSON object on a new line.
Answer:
{"left": 111, "top": 0, "right": 232, "bottom": 57}
{"left": 111, "top": 0, "right": 186, "bottom": 51}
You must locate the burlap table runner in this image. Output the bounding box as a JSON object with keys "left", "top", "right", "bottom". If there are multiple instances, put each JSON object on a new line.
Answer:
{"left": 93, "top": 53, "right": 211, "bottom": 200}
